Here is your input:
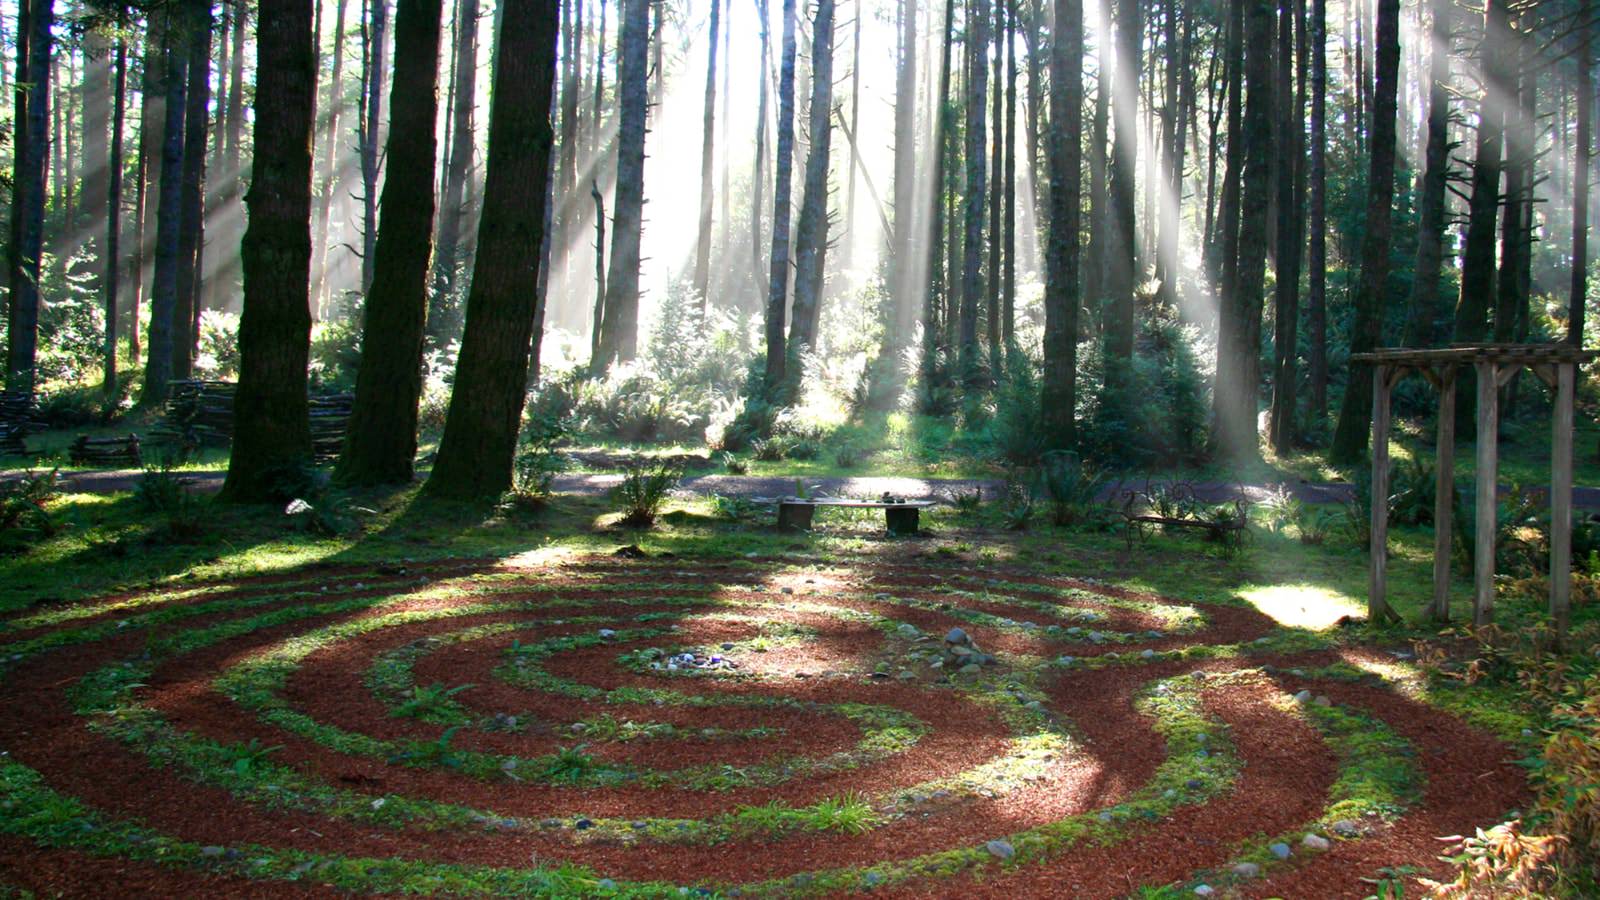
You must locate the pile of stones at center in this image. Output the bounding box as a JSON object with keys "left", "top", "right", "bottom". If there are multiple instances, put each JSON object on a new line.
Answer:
{"left": 940, "top": 627, "right": 997, "bottom": 674}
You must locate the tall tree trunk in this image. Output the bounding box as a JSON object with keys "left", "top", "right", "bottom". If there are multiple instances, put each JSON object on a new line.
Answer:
{"left": 1155, "top": 0, "right": 1178, "bottom": 308}
{"left": 1002, "top": 5, "right": 1016, "bottom": 347}
{"left": 84, "top": 24, "right": 111, "bottom": 304}
{"left": 921, "top": 0, "right": 955, "bottom": 404}
{"left": 1453, "top": 0, "right": 1510, "bottom": 349}
{"left": 751, "top": 0, "right": 771, "bottom": 292}
{"left": 6, "top": 0, "right": 49, "bottom": 397}
{"left": 1043, "top": 0, "right": 1082, "bottom": 448}
{"left": 1402, "top": 0, "right": 1451, "bottom": 348}
{"left": 1307, "top": 0, "right": 1327, "bottom": 415}
{"left": 1572, "top": 0, "right": 1593, "bottom": 346}
{"left": 958, "top": 0, "right": 989, "bottom": 383}
{"left": 174, "top": 0, "right": 213, "bottom": 383}
{"left": 762, "top": 0, "right": 799, "bottom": 392}
{"left": 1329, "top": 0, "right": 1400, "bottom": 464}
{"left": 313, "top": 0, "right": 351, "bottom": 316}
{"left": 590, "top": 181, "right": 607, "bottom": 361}
{"left": 220, "top": 0, "right": 318, "bottom": 503}
{"left": 132, "top": 31, "right": 164, "bottom": 363}
{"left": 1268, "top": 0, "right": 1303, "bottom": 453}
{"left": 890, "top": 0, "right": 917, "bottom": 344}
{"left": 591, "top": 0, "right": 609, "bottom": 164}
{"left": 143, "top": 14, "right": 189, "bottom": 408}
{"left": 554, "top": 0, "right": 581, "bottom": 312}
{"left": 105, "top": 33, "right": 128, "bottom": 399}
{"left": 430, "top": 0, "right": 479, "bottom": 343}
{"left": 986, "top": 0, "right": 1004, "bottom": 373}
{"left": 1494, "top": 27, "right": 1531, "bottom": 347}
{"left": 787, "top": 0, "right": 836, "bottom": 360}
{"left": 1213, "top": 0, "right": 1272, "bottom": 464}
{"left": 359, "top": 0, "right": 390, "bottom": 296}
{"left": 424, "top": 0, "right": 559, "bottom": 500}
{"left": 595, "top": 0, "right": 650, "bottom": 369}
{"left": 216, "top": 2, "right": 247, "bottom": 312}
{"left": 843, "top": 0, "right": 861, "bottom": 273}
{"left": 337, "top": 0, "right": 445, "bottom": 486}
{"left": 1023, "top": 0, "right": 1044, "bottom": 243}
{"left": 693, "top": 0, "right": 721, "bottom": 305}
{"left": 1104, "top": 0, "right": 1139, "bottom": 363}
{"left": 1216, "top": 0, "right": 1243, "bottom": 312}
{"left": 1085, "top": 0, "right": 1109, "bottom": 319}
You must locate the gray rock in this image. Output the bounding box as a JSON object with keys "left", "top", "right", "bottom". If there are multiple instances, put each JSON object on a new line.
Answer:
{"left": 1314, "top": 695, "right": 1332, "bottom": 707}
{"left": 1231, "top": 862, "right": 1261, "bottom": 878}
{"left": 863, "top": 872, "right": 883, "bottom": 887}
{"left": 959, "top": 663, "right": 982, "bottom": 674}
{"left": 1301, "top": 833, "right": 1331, "bottom": 851}
{"left": 1097, "top": 812, "right": 1114, "bottom": 824}
{"left": 985, "top": 839, "right": 1015, "bottom": 860}
{"left": 1088, "top": 631, "right": 1106, "bottom": 643}
{"left": 1293, "top": 690, "right": 1313, "bottom": 704}
{"left": 598, "top": 879, "right": 617, "bottom": 891}
{"left": 1268, "top": 842, "right": 1292, "bottom": 860}
{"left": 1140, "top": 649, "right": 1157, "bottom": 660}
{"left": 1331, "top": 819, "right": 1360, "bottom": 837}
{"left": 945, "top": 627, "right": 970, "bottom": 646}
{"left": 200, "top": 846, "right": 225, "bottom": 858}
{"left": 1194, "top": 887, "right": 1215, "bottom": 897}
{"left": 1057, "top": 655, "right": 1076, "bottom": 666}
{"left": 598, "top": 629, "right": 617, "bottom": 639}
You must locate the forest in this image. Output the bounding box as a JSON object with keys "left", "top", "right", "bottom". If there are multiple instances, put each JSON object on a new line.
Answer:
{"left": 1, "top": 0, "right": 1600, "bottom": 897}
{"left": 0, "top": 0, "right": 1593, "bottom": 491}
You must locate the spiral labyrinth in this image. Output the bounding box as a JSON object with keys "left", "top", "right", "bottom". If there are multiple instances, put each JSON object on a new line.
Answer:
{"left": 0, "top": 556, "right": 1527, "bottom": 898}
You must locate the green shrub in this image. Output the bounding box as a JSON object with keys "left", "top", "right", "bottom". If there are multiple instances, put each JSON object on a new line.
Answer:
{"left": 987, "top": 346, "right": 1047, "bottom": 465}
{"left": 1038, "top": 451, "right": 1112, "bottom": 529}
{"left": 719, "top": 451, "right": 749, "bottom": 474}
{"left": 500, "top": 409, "right": 571, "bottom": 513}
{"left": 0, "top": 469, "right": 61, "bottom": 551}
{"left": 751, "top": 437, "right": 789, "bottom": 462}
{"left": 832, "top": 444, "right": 861, "bottom": 468}
{"left": 611, "top": 461, "right": 684, "bottom": 528}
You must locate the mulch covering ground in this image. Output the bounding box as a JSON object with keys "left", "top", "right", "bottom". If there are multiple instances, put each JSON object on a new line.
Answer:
{"left": 0, "top": 554, "right": 1526, "bottom": 898}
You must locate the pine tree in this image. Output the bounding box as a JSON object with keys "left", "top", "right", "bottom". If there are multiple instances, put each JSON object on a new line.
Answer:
{"left": 220, "top": 0, "right": 319, "bottom": 502}
{"left": 1042, "top": 0, "right": 1082, "bottom": 449}
{"left": 595, "top": 0, "right": 650, "bottom": 370}
{"left": 337, "top": 0, "right": 446, "bottom": 487}
{"left": 424, "top": 0, "right": 560, "bottom": 500}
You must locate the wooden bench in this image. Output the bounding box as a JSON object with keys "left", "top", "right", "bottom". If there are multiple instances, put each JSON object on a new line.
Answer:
{"left": 1123, "top": 512, "right": 1248, "bottom": 549}
{"left": 69, "top": 434, "right": 142, "bottom": 467}
{"left": 1118, "top": 481, "right": 1250, "bottom": 552}
{"left": 777, "top": 497, "right": 934, "bottom": 536}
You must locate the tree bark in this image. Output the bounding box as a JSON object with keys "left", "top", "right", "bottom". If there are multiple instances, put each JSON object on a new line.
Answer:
{"left": 1307, "top": 0, "right": 1327, "bottom": 414}
{"left": 1213, "top": 0, "right": 1273, "bottom": 464}
{"left": 693, "top": 0, "right": 721, "bottom": 305}
{"left": 1330, "top": 0, "right": 1401, "bottom": 464}
{"left": 1402, "top": 0, "right": 1452, "bottom": 348}
{"left": 787, "top": 0, "right": 836, "bottom": 362}
{"left": 221, "top": 0, "right": 318, "bottom": 503}
{"left": 751, "top": 0, "right": 771, "bottom": 295}
{"left": 337, "top": 0, "right": 445, "bottom": 487}
{"left": 1104, "top": 0, "right": 1139, "bottom": 363}
{"left": 595, "top": 0, "right": 650, "bottom": 370}
{"left": 1453, "top": 0, "right": 1510, "bottom": 348}
{"left": 1572, "top": 0, "right": 1593, "bottom": 346}
{"left": 143, "top": 14, "right": 189, "bottom": 408}
{"left": 430, "top": 0, "right": 479, "bottom": 342}
{"left": 958, "top": 0, "right": 989, "bottom": 382}
{"left": 1002, "top": 5, "right": 1017, "bottom": 347}
{"left": 105, "top": 32, "right": 128, "bottom": 399}
{"left": 1268, "top": 0, "right": 1304, "bottom": 453}
{"left": 313, "top": 0, "right": 350, "bottom": 316}
{"left": 84, "top": 23, "right": 111, "bottom": 305}
{"left": 890, "top": 0, "right": 917, "bottom": 344}
{"left": 131, "top": 30, "right": 164, "bottom": 363}
{"left": 6, "top": 0, "right": 49, "bottom": 398}
{"left": 762, "top": 0, "right": 799, "bottom": 392}
{"left": 921, "top": 0, "right": 955, "bottom": 404}
{"left": 174, "top": 0, "right": 213, "bottom": 382}
{"left": 424, "top": 0, "right": 559, "bottom": 501}
{"left": 1043, "top": 0, "right": 1082, "bottom": 449}
{"left": 358, "top": 0, "right": 390, "bottom": 296}
{"left": 986, "top": 0, "right": 1004, "bottom": 372}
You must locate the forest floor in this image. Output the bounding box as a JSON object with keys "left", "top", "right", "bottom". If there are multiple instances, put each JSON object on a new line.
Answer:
{"left": 0, "top": 481, "right": 1588, "bottom": 898}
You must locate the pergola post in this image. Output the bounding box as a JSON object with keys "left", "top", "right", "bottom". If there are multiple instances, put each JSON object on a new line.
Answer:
{"left": 1551, "top": 362, "right": 1575, "bottom": 646}
{"left": 1431, "top": 370, "right": 1456, "bottom": 621}
{"left": 1370, "top": 364, "right": 1393, "bottom": 623}
{"left": 1473, "top": 361, "right": 1499, "bottom": 626}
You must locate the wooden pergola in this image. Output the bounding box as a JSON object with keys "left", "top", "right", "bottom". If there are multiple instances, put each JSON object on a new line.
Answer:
{"left": 1353, "top": 344, "right": 1597, "bottom": 643}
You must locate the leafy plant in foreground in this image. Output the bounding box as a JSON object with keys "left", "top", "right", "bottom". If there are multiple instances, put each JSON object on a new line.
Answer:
{"left": 610, "top": 461, "right": 684, "bottom": 528}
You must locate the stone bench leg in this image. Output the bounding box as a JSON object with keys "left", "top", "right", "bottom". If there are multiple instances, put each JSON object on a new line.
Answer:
{"left": 777, "top": 503, "right": 816, "bottom": 531}
{"left": 885, "top": 506, "right": 919, "bottom": 536}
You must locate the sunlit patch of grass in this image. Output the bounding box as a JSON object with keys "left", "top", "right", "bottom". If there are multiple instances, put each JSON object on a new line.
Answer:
{"left": 1238, "top": 584, "right": 1363, "bottom": 630}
